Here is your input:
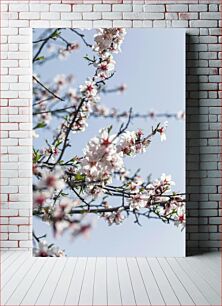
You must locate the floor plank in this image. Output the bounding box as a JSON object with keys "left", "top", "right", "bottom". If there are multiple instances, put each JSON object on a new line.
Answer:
{"left": 117, "top": 257, "right": 136, "bottom": 305}
{"left": 65, "top": 257, "right": 87, "bottom": 306}
{"left": 177, "top": 257, "right": 221, "bottom": 305}
{"left": 78, "top": 257, "right": 96, "bottom": 306}
{"left": 1, "top": 251, "right": 23, "bottom": 274}
{"left": 2, "top": 252, "right": 21, "bottom": 272}
{"left": 93, "top": 257, "right": 107, "bottom": 306}
{"left": 127, "top": 257, "right": 150, "bottom": 305}
{"left": 1, "top": 257, "right": 36, "bottom": 305}
{"left": 157, "top": 258, "right": 195, "bottom": 305}
{"left": 20, "top": 259, "right": 56, "bottom": 305}
{"left": 147, "top": 258, "right": 179, "bottom": 305}
{"left": 1, "top": 252, "right": 30, "bottom": 289}
{"left": 50, "top": 257, "right": 77, "bottom": 305}
{"left": 107, "top": 257, "right": 122, "bottom": 306}
{"left": 35, "top": 258, "right": 67, "bottom": 305}
{"left": 167, "top": 258, "right": 210, "bottom": 305}
{"left": 0, "top": 251, "right": 14, "bottom": 263}
{"left": 195, "top": 253, "right": 220, "bottom": 274}
{"left": 186, "top": 256, "right": 220, "bottom": 295}
{"left": 5, "top": 258, "right": 45, "bottom": 305}
{"left": 1, "top": 252, "right": 220, "bottom": 306}
{"left": 137, "top": 257, "right": 165, "bottom": 305}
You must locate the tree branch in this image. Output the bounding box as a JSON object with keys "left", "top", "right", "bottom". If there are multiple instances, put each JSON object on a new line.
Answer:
{"left": 33, "top": 76, "right": 64, "bottom": 102}
{"left": 70, "top": 29, "right": 92, "bottom": 48}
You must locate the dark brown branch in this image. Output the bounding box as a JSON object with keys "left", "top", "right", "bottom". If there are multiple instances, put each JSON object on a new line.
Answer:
{"left": 70, "top": 29, "right": 92, "bottom": 48}
{"left": 33, "top": 76, "right": 64, "bottom": 102}
{"left": 55, "top": 98, "right": 85, "bottom": 165}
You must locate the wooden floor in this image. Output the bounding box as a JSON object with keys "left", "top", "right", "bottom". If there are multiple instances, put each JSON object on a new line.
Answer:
{"left": 1, "top": 251, "right": 221, "bottom": 306}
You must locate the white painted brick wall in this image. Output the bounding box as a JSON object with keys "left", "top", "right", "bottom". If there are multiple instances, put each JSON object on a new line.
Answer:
{"left": 0, "top": 0, "right": 221, "bottom": 255}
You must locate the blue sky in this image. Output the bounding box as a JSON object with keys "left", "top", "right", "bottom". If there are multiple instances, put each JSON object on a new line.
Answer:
{"left": 33, "top": 28, "right": 186, "bottom": 256}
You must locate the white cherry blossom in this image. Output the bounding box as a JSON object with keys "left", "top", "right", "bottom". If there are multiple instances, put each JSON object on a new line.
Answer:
{"left": 33, "top": 190, "right": 51, "bottom": 208}
{"left": 40, "top": 167, "right": 65, "bottom": 191}
{"left": 174, "top": 207, "right": 186, "bottom": 230}
{"left": 129, "top": 194, "right": 148, "bottom": 210}
{"left": 80, "top": 79, "right": 97, "bottom": 98}
{"left": 33, "top": 239, "right": 65, "bottom": 257}
{"left": 54, "top": 74, "right": 66, "bottom": 87}
{"left": 157, "top": 121, "right": 168, "bottom": 142}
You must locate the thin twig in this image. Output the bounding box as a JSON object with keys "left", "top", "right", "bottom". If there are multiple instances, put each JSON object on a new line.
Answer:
{"left": 33, "top": 76, "right": 64, "bottom": 102}
{"left": 70, "top": 29, "right": 92, "bottom": 48}
{"left": 33, "top": 28, "right": 60, "bottom": 62}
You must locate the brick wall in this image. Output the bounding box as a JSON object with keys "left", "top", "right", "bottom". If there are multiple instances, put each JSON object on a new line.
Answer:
{"left": 0, "top": 0, "right": 221, "bottom": 255}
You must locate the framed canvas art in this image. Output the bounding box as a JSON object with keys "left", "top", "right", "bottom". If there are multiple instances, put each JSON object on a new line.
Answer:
{"left": 32, "top": 28, "right": 186, "bottom": 257}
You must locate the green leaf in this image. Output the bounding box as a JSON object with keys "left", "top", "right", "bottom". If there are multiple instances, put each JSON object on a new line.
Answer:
{"left": 107, "top": 125, "right": 113, "bottom": 134}
{"left": 74, "top": 172, "right": 85, "bottom": 181}
{"left": 61, "top": 192, "right": 68, "bottom": 197}
{"left": 51, "top": 30, "right": 61, "bottom": 40}
{"left": 55, "top": 139, "right": 63, "bottom": 147}
{"left": 33, "top": 149, "right": 41, "bottom": 163}
{"left": 35, "top": 56, "right": 45, "bottom": 61}
{"left": 34, "top": 122, "right": 46, "bottom": 129}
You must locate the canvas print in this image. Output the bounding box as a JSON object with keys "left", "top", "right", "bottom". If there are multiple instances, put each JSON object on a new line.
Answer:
{"left": 32, "top": 28, "right": 186, "bottom": 257}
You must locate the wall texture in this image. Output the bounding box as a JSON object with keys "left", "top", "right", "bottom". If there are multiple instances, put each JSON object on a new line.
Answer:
{"left": 0, "top": 0, "right": 221, "bottom": 255}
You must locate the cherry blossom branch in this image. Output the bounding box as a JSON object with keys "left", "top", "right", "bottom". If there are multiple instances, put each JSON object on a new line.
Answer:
{"left": 32, "top": 231, "right": 46, "bottom": 242}
{"left": 33, "top": 231, "right": 66, "bottom": 257}
{"left": 52, "top": 74, "right": 117, "bottom": 165}
{"left": 55, "top": 98, "right": 86, "bottom": 165}
{"left": 33, "top": 96, "right": 185, "bottom": 118}
{"left": 33, "top": 28, "right": 186, "bottom": 255}
{"left": 112, "top": 107, "right": 133, "bottom": 141}
{"left": 33, "top": 28, "right": 60, "bottom": 62}
{"left": 92, "top": 109, "right": 185, "bottom": 121}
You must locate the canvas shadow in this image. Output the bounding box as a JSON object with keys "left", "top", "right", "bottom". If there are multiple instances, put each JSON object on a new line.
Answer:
{"left": 186, "top": 34, "right": 213, "bottom": 256}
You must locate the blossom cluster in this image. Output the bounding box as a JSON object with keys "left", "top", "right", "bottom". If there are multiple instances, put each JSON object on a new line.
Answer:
{"left": 102, "top": 207, "right": 125, "bottom": 226}
{"left": 33, "top": 28, "right": 127, "bottom": 140}
{"left": 80, "top": 127, "right": 154, "bottom": 185}
{"left": 95, "top": 53, "right": 116, "bottom": 80}
{"left": 33, "top": 176, "right": 92, "bottom": 238}
{"left": 117, "top": 130, "right": 150, "bottom": 156}
{"left": 33, "top": 73, "right": 74, "bottom": 130}
{"left": 93, "top": 28, "right": 126, "bottom": 54}
{"left": 33, "top": 167, "right": 65, "bottom": 208}
{"left": 81, "top": 128, "right": 125, "bottom": 189}
{"left": 100, "top": 173, "right": 185, "bottom": 229}
{"left": 80, "top": 122, "right": 168, "bottom": 198}
{"left": 127, "top": 173, "right": 175, "bottom": 211}
{"left": 33, "top": 239, "right": 65, "bottom": 257}
{"left": 47, "top": 41, "right": 79, "bottom": 61}
{"left": 67, "top": 29, "right": 127, "bottom": 133}
{"left": 58, "top": 43, "right": 79, "bottom": 60}
{"left": 52, "top": 29, "right": 126, "bottom": 138}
